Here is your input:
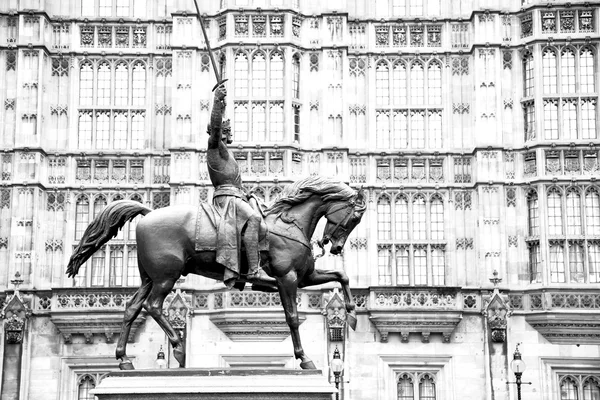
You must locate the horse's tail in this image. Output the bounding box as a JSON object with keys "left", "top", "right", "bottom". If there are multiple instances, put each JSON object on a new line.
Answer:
{"left": 66, "top": 200, "right": 153, "bottom": 278}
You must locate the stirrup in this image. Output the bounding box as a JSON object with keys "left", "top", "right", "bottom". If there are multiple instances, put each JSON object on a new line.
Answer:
{"left": 246, "top": 269, "right": 276, "bottom": 283}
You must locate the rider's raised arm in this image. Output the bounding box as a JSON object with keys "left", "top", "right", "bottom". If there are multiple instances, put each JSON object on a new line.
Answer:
{"left": 208, "top": 85, "right": 227, "bottom": 149}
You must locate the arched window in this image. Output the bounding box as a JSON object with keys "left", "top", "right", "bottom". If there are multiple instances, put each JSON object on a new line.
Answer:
{"left": 394, "top": 195, "right": 409, "bottom": 240}
{"left": 96, "top": 111, "right": 110, "bottom": 149}
{"left": 527, "top": 191, "right": 540, "bottom": 236}
{"left": 234, "top": 102, "right": 248, "bottom": 142}
{"left": 114, "top": 62, "right": 128, "bottom": 106}
{"left": 91, "top": 248, "right": 105, "bottom": 286}
{"left": 97, "top": 61, "right": 111, "bottom": 106}
{"left": 580, "top": 47, "right": 595, "bottom": 93}
{"left": 132, "top": 61, "right": 146, "bottom": 106}
{"left": 583, "top": 377, "right": 600, "bottom": 399}
{"left": 269, "top": 102, "right": 284, "bottom": 142}
{"left": 542, "top": 47, "right": 557, "bottom": 93}
{"left": 94, "top": 196, "right": 107, "bottom": 217}
{"left": 566, "top": 188, "right": 582, "bottom": 235}
{"left": 549, "top": 241, "right": 566, "bottom": 283}
{"left": 396, "top": 245, "right": 409, "bottom": 285}
{"left": 252, "top": 52, "right": 266, "bottom": 97}
{"left": 428, "top": 110, "right": 442, "bottom": 149}
{"left": 292, "top": 54, "right": 300, "bottom": 99}
{"left": 428, "top": 61, "right": 442, "bottom": 105}
{"left": 569, "top": 241, "right": 584, "bottom": 283}
{"left": 562, "top": 99, "right": 577, "bottom": 140}
{"left": 271, "top": 52, "right": 284, "bottom": 97}
{"left": 376, "top": 61, "right": 390, "bottom": 105}
{"left": 77, "top": 375, "right": 96, "bottom": 400}
{"left": 78, "top": 111, "right": 93, "bottom": 149}
{"left": 585, "top": 189, "right": 600, "bottom": 235}
{"left": 523, "top": 52, "right": 534, "bottom": 97}
{"left": 412, "top": 195, "right": 426, "bottom": 240}
{"left": 413, "top": 245, "right": 427, "bottom": 285}
{"left": 397, "top": 374, "right": 414, "bottom": 400}
{"left": 392, "top": 61, "right": 407, "bottom": 105}
{"left": 114, "top": 111, "right": 128, "bottom": 149}
{"left": 431, "top": 246, "right": 445, "bottom": 285}
{"left": 560, "top": 376, "right": 579, "bottom": 400}
{"left": 561, "top": 48, "right": 576, "bottom": 93}
{"left": 131, "top": 111, "right": 145, "bottom": 149}
{"left": 410, "top": 110, "right": 425, "bottom": 149}
{"left": 110, "top": 246, "right": 124, "bottom": 286}
{"left": 79, "top": 61, "right": 93, "bottom": 105}
{"left": 251, "top": 102, "right": 266, "bottom": 142}
{"left": 581, "top": 98, "right": 597, "bottom": 140}
{"left": 419, "top": 374, "right": 436, "bottom": 400}
{"left": 544, "top": 99, "right": 559, "bottom": 140}
{"left": 547, "top": 187, "right": 563, "bottom": 235}
{"left": 377, "top": 195, "right": 391, "bottom": 240}
{"left": 127, "top": 245, "right": 139, "bottom": 286}
{"left": 75, "top": 196, "right": 89, "bottom": 240}
{"left": 410, "top": 61, "right": 424, "bottom": 104}
{"left": 393, "top": 110, "right": 408, "bottom": 149}
{"left": 376, "top": 110, "right": 390, "bottom": 148}
{"left": 430, "top": 195, "right": 444, "bottom": 240}
{"left": 234, "top": 52, "right": 249, "bottom": 97}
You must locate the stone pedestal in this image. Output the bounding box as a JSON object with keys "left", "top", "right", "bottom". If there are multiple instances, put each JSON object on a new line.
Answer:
{"left": 91, "top": 368, "right": 336, "bottom": 400}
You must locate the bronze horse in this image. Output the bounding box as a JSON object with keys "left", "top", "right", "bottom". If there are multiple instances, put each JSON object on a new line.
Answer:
{"left": 66, "top": 176, "right": 366, "bottom": 370}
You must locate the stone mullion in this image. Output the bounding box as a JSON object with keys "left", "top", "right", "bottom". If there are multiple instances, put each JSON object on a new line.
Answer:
{"left": 538, "top": 184, "right": 551, "bottom": 284}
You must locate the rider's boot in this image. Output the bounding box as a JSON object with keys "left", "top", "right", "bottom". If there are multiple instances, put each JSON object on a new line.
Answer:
{"left": 243, "top": 216, "right": 276, "bottom": 284}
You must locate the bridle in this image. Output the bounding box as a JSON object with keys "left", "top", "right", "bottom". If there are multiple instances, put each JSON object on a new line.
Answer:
{"left": 314, "top": 200, "right": 363, "bottom": 259}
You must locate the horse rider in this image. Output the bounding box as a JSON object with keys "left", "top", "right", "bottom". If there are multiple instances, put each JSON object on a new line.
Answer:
{"left": 206, "top": 82, "right": 276, "bottom": 287}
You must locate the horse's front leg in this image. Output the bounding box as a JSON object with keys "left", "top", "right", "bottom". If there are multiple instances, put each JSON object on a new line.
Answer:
{"left": 299, "top": 268, "right": 357, "bottom": 330}
{"left": 277, "top": 271, "right": 316, "bottom": 370}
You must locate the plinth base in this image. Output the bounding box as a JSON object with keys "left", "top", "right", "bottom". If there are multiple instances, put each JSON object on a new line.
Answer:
{"left": 91, "top": 368, "right": 337, "bottom": 400}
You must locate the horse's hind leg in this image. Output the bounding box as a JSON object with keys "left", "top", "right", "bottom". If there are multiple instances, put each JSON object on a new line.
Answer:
{"left": 278, "top": 272, "right": 316, "bottom": 370}
{"left": 116, "top": 275, "right": 152, "bottom": 370}
{"left": 299, "top": 268, "right": 357, "bottom": 330}
{"left": 144, "top": 278, "right": 186, "bottom": 367}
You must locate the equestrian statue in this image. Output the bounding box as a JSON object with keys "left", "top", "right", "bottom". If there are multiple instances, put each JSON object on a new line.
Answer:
{"left": 65, "top": 7, "right": 367, "bottom": 371}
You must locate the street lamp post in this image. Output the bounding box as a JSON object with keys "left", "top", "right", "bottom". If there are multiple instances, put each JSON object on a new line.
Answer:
{"left": 509, "top": 343, "right": 532, "bottom": 400}
{"left": 330, "top": 346, "right": 344, "bottom": 400}
{"left": 156, "top": 345, "right": 166, "bottom": 368}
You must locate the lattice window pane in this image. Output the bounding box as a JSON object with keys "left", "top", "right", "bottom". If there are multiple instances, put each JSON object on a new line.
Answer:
{"left": 583, "top": 378, "right": 600, "bottom": 400}
{"left": 234, "top": 102, "right": 248, "bottom": 142}
{"left": 269, "top": 102, "right": 284, "bottom": 142}
{"left": 99, "top": 0, "right": 112, "bottom": 17}
{"left": 410, "top": 110, "right": 425, "bottom": 149}
{"left": 561, "top": 48, "right": 576, "bottom": 93}
{"left": 271, "top": 52, "right": 284, "bottom": 97}
{"left": 376, "top": 61, "right": 390, "bottom": 105}
{"left": 548, "top": 189, "right": 563, "bottom": 235}
{"left": 78, "top": 376, "right": 96, "bottom": 400}
{"left": 110, "top": 246, "right": 124, "bottom": 286}
{"left": 529, "top": 243, "right": 542, "bottom": 283}
{"left": 569, "top": 242, "right": 585, "bottom": 283}
{"left": 586, "top": 190, "right": 600, "bottom": 235}
{"left": 132, "top": 62, "right": 146, "bottom": 106}
{"left": 581, "top": 99, "right": 597, "bottom": 140}
{"left": 235, "top": 53, "right": 249, "bottom": 97}
{"left": 523, "top": 53, "right": 534, "bottom": 97}
{"left": 393, "top": 62, "right": 407, "bottom": 105}
{"left": 252, "top": 52, "right": 266, "bottom": 97}
{"left": 580, "top": 48, "right": 595, "bottom": 93}
{"left": 114, "top": 111, "right": 128, "bottom": 149}
{"left": 292, "top": 55, "right": 300, "bottom": 99}
{"left": 78, "top": 111, "right": 93, "bottom": 148}
{"left": 127, "top": 246, "right": 139, "bottom": 286}
{"left": 560, "top": 376, "right": 578, "bottom": 400}
{"left": 411, "top": 62, "right": 424, "bottom": 104}
{"left": 528, "top": 192, "right": 540, "bottom": 236}
{"left": 91, "top": 250, "right": 105, "bottom": 286}
{"left": 566, "top": 191, "right": 582, "bottom": 235}
{"left": 542, "top": 48, "right": 557, "bottom": 94}
{"left": 114, "top": 62, "right": 128, "bottom": 106}
{"left": 428, "top": 110, "right": 442, "bottom": 149}
{"left": 96, "top": 112, "right": 110, "bottom": 149}
{"left": 562, "top": 99, "right": 577, "bottom": 140}
{"left": 377, "top": 196, "right": 391, "bottom": 240}
{"left": 397, "top": 374, "right": 414, "bottom": 400}
{"left": 75, "top": 196, "right": 89, "bottom": 240}
{"left": 132, "top": 112, "right": 145, "bottom": 149}
{"left": 428, "top": 61, "right": 442, "bottom": 105}
{"left": 550, "top": 243, "right": 566, "bottom": 283}
{"left": 396, "top": 247, "right": 409, "bottom": 285}
{"left": 413, "top": 247, "right": 427, "bottom": 285}
{"left": 393, "top": 110, "right": 408, "bottom": 149}
{"left": 252, "top": 102, "right": 266, "bottom": 142}
{"left": 412, "top": 196, "right": 426, "bottom": 240}
{"left": 378, "top": 246, "right": 392, "bottom": 285}
{"left": 79, "top": 62, "right": 93, "bottom": 105}
{"left": 376, "top": 111, "right": 390, "bottom": 149}
{"left": 431, "top": 248, "right": 445, "bottom": 285}
{"left": 97, "top": 62, "right": 111, "bottom": 105}
{"left": 395, "top": 196, "right": 409, "bottom": 240}
{"left": 419, "top": 375, "right": 436, "bottom": 400}
{"left": 544, "top": 99, "right": 559, "bottom": 140}
{"left": 430, "top": 197, "right": 444, "bottom": 240}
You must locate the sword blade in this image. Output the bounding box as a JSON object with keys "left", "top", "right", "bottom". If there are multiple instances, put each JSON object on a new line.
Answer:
{"left": 193, "top": 0, "right": 222, "bottom": 84}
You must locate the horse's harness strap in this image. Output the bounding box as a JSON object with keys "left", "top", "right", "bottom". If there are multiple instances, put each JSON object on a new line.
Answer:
{"left": 270, "top": 217, "right": 312, "bottom": 250}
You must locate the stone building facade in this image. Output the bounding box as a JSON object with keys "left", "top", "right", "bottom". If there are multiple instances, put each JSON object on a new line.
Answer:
{"left": 1, "top": 0, "right": 599, "bottom": 399}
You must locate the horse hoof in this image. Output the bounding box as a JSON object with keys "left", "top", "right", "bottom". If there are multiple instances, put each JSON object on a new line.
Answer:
{"left": 300, "top": 360, "right": 316, "bottom": 370}
{"left": 119, "top": 360, "right": 135, "bottom": 370}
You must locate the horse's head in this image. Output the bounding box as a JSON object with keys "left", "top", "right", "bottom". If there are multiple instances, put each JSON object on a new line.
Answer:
{"left": 321, "top": 188, "right": 367, "bottom": 255}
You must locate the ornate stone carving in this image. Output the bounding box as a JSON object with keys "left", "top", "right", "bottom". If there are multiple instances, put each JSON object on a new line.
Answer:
{"left": 482, "top": 272, "right": 511, "bottom": 343}
{"left": 451, "top": 56, "right": 469, "bottom": 75}
{"left": 164, "top": 289, "right": 191, "bottom": 339}
{"left": 2, "top": 274, "right": 32, "bottom": 344}
{"left": 322, "top": 290, "right": 346, "bottom": 342}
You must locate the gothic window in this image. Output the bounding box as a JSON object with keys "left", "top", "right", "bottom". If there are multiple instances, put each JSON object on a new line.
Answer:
{"left": 397, "top": 373, "right": 414, "bottom": 400}
{"left": 411, "top": 61, "right": 425, "bottom": 104}
{"left": 109, "top": 247, "right": 124, "bottom": 286}
{"left": 523, "top": 51, "right": 534, "bottom": 97}
{"left": 80, "top": 61, "right": 93, "bottom": 105}
{"left": 252, "top": 102, "right": 266, "bottom": 142}
{"left": 292, "top": 54, "right": 300, "bottom": 99}
{"left": 524, "top": 101, "right": 535, "bottom": 141}
{"left": 376, "top": 111, "right": 391, "bottom": 149}
{"left": 549, "top": 241, "right": 566, "bottom": 283}
{"left": 562, "top": 99, "right": 577, "bottom": 140}
{"left": 75, "top": 195, "right": 89, "bottom": 240}
{"left": 542, "top": 47, "right": 557, "bottom": 94}
{"left": 548, "top": 187, "right": 563, "bottom": 235}
{"left": 91, "top": 249, "right": 106, "bottom": 286}
{"left": 581, "top": 99, "right": 597, "bottom": 140}
{"left": 271, "top": 52, "right": 284, "bottom": 97}
{"left": 561, "top": 48, "right": 576, "bottom": 93}
{"left": 428, "top": 110, "right": 442, "bottom": 148}
{"left": 252, "top": 52, "right": 267, "bottom": 97}
{"left": 234, "top": 102, "right": 249, "bottom": 141}
{"left": 566, "top": 188, "right": 582, "bottom": 235}
{"left": 377, "top": 192, "right": 446, "bottom": 285}
{"left": 410, "top": 110, "right": 425, "bottom": 149}
{"left": 377, "top": 195, "right": 392, "bottom": 240}
{"left": 544, "top": 99, "right": 559, "bottom": 139}
{"left": 580, "top": 47, "right": 595, "bottom": 93}
{"left": 528, "top": 242, "right": 541, "bottom": 283}
{"left": 419, "top": 374, "right": 436, "bottom": 400}
{"left": 393, "top": 110, "right": 408, "bottom": 149}
{"left": 585, "top": 188, "right": 600, "bottom": 235}
{"left": 131, "top": 112, "right": 145, "bottom": 149}
{"left": 114, "top": 111, "right": 128, "bottom": 149}
{"left": 99, "top": 0, "right": 112, "bottom": 17}
{"left": 376, "top": 61, "right": 390, "bottom": 105}
{"left": 77, "top": 375, "right": 96, "bottom": 400}
{"left": 127, "top": 245, "right": 139, "bottom": 286}
{"left": 392, "top": 61, "right": 407, "bottom": 104}
{"left": 96, "top": 111, "right": 110, "bottom": 148}
{"left": 131, "top": 62, "right": 146, "bottom": 106}
{"left": 114, "top": 62, "right": 128, "bottom": 106}
{"left": 589, "top": 242, "right": 600, "bottom": 283}
{"left": 269, "top": 102, "right": 284, "bottom": 141}
{"left": 116, "top": 1, "right": 130, "bottom": 17}
{"left": 234, "top": 52, "right": 249, "bottom": 97}
{"left": 559, "top": 375, "right": 600, "bottom": 400}
{"left": 428, "top": 60, "right": 442, "bottom": 105}
{"left": 78, "top": 111, "right": 93, "bottom": 148}
{"left": 97, "top": 61, "right": 111, "bottom": 106}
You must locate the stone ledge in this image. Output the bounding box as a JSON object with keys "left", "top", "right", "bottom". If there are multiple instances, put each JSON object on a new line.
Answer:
{"left": 525, "top": 312, "right": 600, "bottom": 344}
{"left": 50, "top": 311, "right": 145, "bottom": 343}
{"left": 209, "top": 310, "right": 306, "bottom": 342}
{"left": 369, "top": 311, "right": 463, "bottom": 343}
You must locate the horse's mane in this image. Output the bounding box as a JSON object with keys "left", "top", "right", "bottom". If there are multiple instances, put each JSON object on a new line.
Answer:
{"left": 266, "top": 175, "right": 356, "bottom": 215}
